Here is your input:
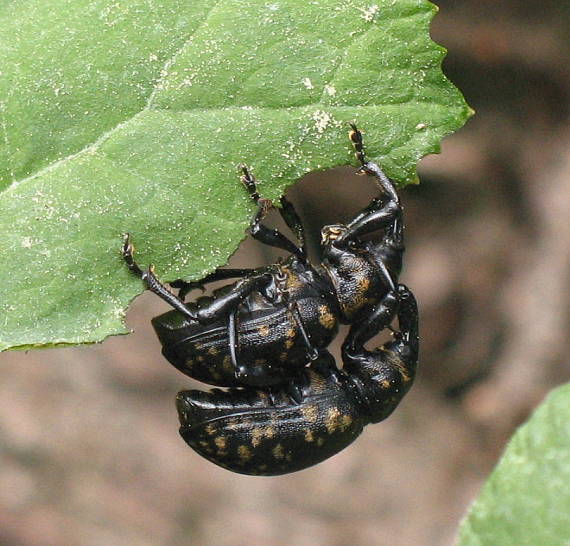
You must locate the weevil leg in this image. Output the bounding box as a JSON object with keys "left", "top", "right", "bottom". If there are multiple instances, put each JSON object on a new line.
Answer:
{"left": 228, "top": 308, "right": 240, "bottom": 370}
{"left": 227, "top": 308, "right": 256, "bottom": 382}
{"left": 340, "top": 125, "right": 403, "bottom": 243}
{"left": 278, "top": 195, "right": 307, "bottom": 261}
{"left": 122, "top": 234, "right": 198, "bottom": 320}
{"left": 286, "top": 381, "right": 304, "bottom": 405}
{"left": 349, "top": 122, "right": 367, "bottom": 167}
{"left": 123, "top": 234, "right": 272, "bottom": 325}
{"left": 228, "top": 307, "right": 293, "bottom": 386}
{"left": 227, "top": 305, "right": 282, "bottom": 385}
{"left": 241, "top": 165, "right": 306, "bottom": 261}
{"left": 392, "top": 284, "right": 419, "bottom": 357}
{"left": 171, "top": 268, "right": 256, "bottom": 300}
{"left": 288, "top": 300, "right": 320, "bottom": 362}
{"left": 285, "top": 349, "right": 337, "bottom": 404}
{"left": 341, "top": 288, "right": 400, "bottom": 356}
{"left": 190, "top": 272, "right": 273, "bottom": 324}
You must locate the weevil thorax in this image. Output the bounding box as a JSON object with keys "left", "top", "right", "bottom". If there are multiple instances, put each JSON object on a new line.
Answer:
{"left": 319, "top": 234, "right": 391, "bottom": 323}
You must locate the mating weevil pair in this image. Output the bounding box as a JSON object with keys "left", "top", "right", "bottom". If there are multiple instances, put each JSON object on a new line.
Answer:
{"left": 122, "top": 125, "right": 419, "bottom": 475}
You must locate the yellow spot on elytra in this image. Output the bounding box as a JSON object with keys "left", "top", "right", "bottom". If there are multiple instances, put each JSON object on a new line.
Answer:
{"left": 251, "top": 425, "right": 276, "bottom": 448}
{"left": 214, "top": 436, "right": 227, "bottom": 450}
{"left": 386, "top": 353, "right": 412, "bottom": 382}
{"left": 207, "top": 346, "right": 219, "bottom": 356}
{"left": 301, "top": 404, "right": 319, "bottom": 424}
{"left": 279, "top": 351, "right": 288, "bottom": 362}
{"left": 251, "top": 428, "right": 264, "bottom": 447}
{"left": 222, "top": 355, "right": 233, "bottom": 372}
{"left": 316, "top": 437, "right": 325, "bottom": 447}
{"left": 325, "top": 408, "right": 353, "bottom": 434}
{"left": 285, "top": 339, "right": 295, "bottom": 349}
{"left": 318, "top": 305, "right": 336, "bottom": 330}
{"left": 265, "top": 426, "right": 276, "bottom": 438}
{"left": 272, "top": 444, "right": 286, "bottom": 460}
{"left": 258, "top": 324, "right": 270, "bottom": 337}
{"left": 238, "top": 445, "right": 253, "bottom": 463}
{"left": 325, "top": 407, "right": 341, "bottom": 433}
{"left": 205, "top": 424, "right": 216, "bottom": 436}
{"left": 304, "top": 430, "right": 315, "bottom": 443}
{"left": 286, "top": 328, "right": 296, "bottom": 338}
{"left": 381, "top": 379, "right": 391, "bottom": 389}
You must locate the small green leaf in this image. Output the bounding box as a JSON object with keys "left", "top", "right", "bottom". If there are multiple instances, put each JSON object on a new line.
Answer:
{"left": 0, "top": 0, "right": 471, "bottom": 350}
{"left": 458, "top": 383, "right": 570, "bottom": 546}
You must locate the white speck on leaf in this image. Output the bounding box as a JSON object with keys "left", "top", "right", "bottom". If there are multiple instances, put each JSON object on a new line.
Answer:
{"left": 358, "top": 5, "right": 379, "bottom": 22}
{"left": 177, "top": 77, "right": 193, "bottom": 89}
{"left": 312, "top": 110, "right": 333, "bottom": 133}
{"left": 302, "top": 78, "right": 314, "bottom": 90}
{"left": 324, "top": 84, "right": 336, "bottom": 96}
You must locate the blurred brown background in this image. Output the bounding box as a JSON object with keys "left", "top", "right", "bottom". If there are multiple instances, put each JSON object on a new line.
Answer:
{"left": 1, "top": 1, "right": 569, "bottom": 545}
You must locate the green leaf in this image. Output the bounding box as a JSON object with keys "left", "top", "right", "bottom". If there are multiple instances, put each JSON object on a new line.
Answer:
{"left": 458, "top": 383, "right": 570, "bottom": 546}
{"left": 0, "top": 0, "right": 471, "bottom": 350}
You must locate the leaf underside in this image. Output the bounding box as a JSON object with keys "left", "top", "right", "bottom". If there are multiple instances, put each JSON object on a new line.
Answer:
{"left": 458, "top": 383, "right": 570, "bottom": 545}
{"left": 0, "top": 0, "right": 471, "bottom": 350}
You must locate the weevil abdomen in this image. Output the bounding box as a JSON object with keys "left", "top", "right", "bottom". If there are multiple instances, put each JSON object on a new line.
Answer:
{"left": 176, "top": 365, "right": 365, "bottom": 476}
{"left": 152, "top": 293, "right": 339, "bottom": 387}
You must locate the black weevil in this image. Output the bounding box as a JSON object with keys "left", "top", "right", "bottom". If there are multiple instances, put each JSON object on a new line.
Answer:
{"left": 122, "top": 126, "right": 417, "bottom": 474}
